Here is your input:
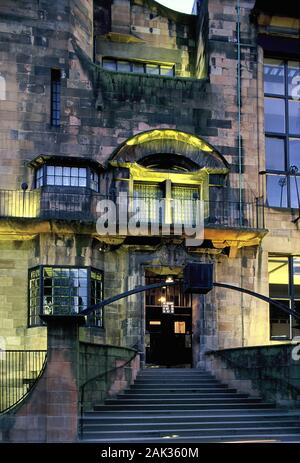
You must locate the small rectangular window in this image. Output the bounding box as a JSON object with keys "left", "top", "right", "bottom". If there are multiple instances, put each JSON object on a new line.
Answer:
{"left": 146, "top": 64, "right": 159, "bottom": 75}
{"left": 117, "top": 60, "right": 131, "bottom": 73}
{"left": 35, "top": 167, "right": 44, "bottom": 188}
{"left": 132, "top": 62, "right": 145, "bottom": 74}
{"left": 266, "top": 174, "right": 287, "bottom": 208}
{"left": 288, "top": 61, "right": 300, "bottom": 97}
{"left": 289, "top": 138, "right": 300, "bottom": 171}
{"left": 174, "top": 321, "right": 186, "bottom": 334}
{"left": 160, "top": 65, "right": 174, "bottom": 76}
{"left": 264, "top": 97, "right": 285, "bottom": 133}
{"left": 51, "top": 69, "right": 61, "bottom": 127}
{"left": 264, "top": 59, "right": 285, "bottom": 95}
{"left": 102, "top": 59, "right": 117, "bottom": 71}
{"left": 265, "top": 137, "right": 285, "bottom": 171}
{"left": 288, "top": 100, "right": 300, "bottom": 135}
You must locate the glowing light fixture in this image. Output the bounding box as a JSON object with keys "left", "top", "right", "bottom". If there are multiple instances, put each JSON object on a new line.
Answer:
{"left": 165, "top": 276, "right": 174, "bottom": 283}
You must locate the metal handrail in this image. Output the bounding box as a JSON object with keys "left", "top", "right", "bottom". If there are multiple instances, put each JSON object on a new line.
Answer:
{"left": 79, "top": 347, "right": 139, "bottom": 439}
{"left": 0, "top": 350, "right": 47, "bottom": 414}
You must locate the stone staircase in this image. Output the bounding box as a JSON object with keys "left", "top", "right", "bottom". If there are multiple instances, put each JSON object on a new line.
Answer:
{"left": 81, "top": 368, "right": 300, "bottom": 443}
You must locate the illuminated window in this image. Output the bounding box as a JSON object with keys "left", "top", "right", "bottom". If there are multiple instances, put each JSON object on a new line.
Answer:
{"left": 35, "top": 165, "right": 100, "bottom": 191}
{"left": 172, "top": 185, "right": 199, "bottom": 226}
{"left": 102, "top": 58, "right": 175, "bottom": 76}
{"left": 28, "top": 266, "right": 103, "bottom": 328}
{"left": 264, "top": 59, "right": 300, "bottom": 208}
{"left": 174, "top": 321, "right": 186, "bottom": 334}
{"left": 146, "top": 64, "right": 159, "bottom": 75}
{"left": 133, "top": 183, "right": 164, "bottom": 222}
{"left": 268, "top": 255, "right": 300, "bottom": 339}
{"left": 133, "top": 182, "right": 200, "bottom": 226}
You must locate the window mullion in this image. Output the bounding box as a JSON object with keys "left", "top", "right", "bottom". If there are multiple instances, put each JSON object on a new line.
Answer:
{"left": 284, "top": 61, "right": 291, "bottom": 207}
{"left": 164, "top": 179, "right": 172, "bottom": 224}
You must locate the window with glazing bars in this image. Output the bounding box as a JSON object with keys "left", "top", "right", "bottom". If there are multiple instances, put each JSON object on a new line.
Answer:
{"left": 268, "top": 255, "right": 300, "bottom": 339}
{"left": 51, "top": 69, "right": 61, "bottom": 127}
{"left": 35, "top": 165, "right": 100, "bottom": 191}
{"left": 133, "top": 182, "right": 200, "bottom": 225}
{"left": 264, "top": 58, "right": 300, "bottom": 207}
{"left": 172, "top": 185, "right": 199, "bottom": 226}
{"left": 133, "top": 183, "right": 164, "bottom": 222}
{"left": 102, "top": 58, "right": 175, "bottom": 76}
{"left": 28, "top": 266, "right": 103, "bottom": 328}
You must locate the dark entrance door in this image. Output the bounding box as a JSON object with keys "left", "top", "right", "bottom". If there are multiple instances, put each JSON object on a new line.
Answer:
{"left": 145, "top": 276, "right": 192, "bottom": 367}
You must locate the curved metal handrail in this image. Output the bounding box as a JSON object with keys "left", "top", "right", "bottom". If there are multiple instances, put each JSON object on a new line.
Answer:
{"left": 79, "top": 347, "right": 139, "bottom": 438}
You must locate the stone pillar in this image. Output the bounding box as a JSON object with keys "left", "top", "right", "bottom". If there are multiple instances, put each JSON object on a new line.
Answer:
{"left": 2, "top": 315, "right": 85, "bottom": 442}
{"left": 41, "top": 315, "right": 85, "bottom": 442}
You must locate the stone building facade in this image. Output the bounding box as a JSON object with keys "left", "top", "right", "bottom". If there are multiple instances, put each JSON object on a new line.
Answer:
{"left": 0, "top": 0, "right": 299, "bottom": 369}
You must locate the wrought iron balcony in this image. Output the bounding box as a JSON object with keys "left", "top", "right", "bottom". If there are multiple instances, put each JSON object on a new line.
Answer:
{"left": 0, "top": 189, "right": 265, "bottom": 231}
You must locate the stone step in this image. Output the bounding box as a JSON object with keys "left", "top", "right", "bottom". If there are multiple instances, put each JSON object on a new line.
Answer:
{"left": 82, "top": 419, "right": 300, "bottom": 432}
{"left": 82, "top": 411, "right": 300, "bottom": 424}
{"left": 105, "top": 397, "right": 262, "bottom": 405}
{"left": 82, "top": 432, "right": 300, "bottom": 443}
{"left": 127, "top": 386, "right": 236, "bottom": 393}
{"left": 79, "top": 366, "right": 296, "bottom": 443}
{"left": 139, "top": 370, "right": 213, "bottom": 374}
{"left": 116, "top": 392, "right": 249, "bottom": 399}
{"left": 134, "top": 380, "right": 220, "bottom": 387}
{"left": 138, "top": 376, "right": 209, "bottom": 378}
{"left": 82, "top": 425, "right": 300, "bottom": 440}
{"left": 95, "top": 403, "right": 275, "bottom": 411}
{"left": 127, "top": 383, "right": 227, "bottom": 392}
{"left": 139, "top": 370, "right": 214, "bottom": 375}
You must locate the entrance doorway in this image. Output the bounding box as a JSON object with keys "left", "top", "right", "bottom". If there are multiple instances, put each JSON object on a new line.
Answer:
{"left": 145, "top": 275, "right": 192, "bottom": 367}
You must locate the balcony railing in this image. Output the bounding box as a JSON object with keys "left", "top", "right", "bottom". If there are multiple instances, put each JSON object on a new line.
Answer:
{"left": 0, "top": 350, "right": 47, "bottom": 413}
{"left": 0, "top": 189, "right": 265, "bottom": 230}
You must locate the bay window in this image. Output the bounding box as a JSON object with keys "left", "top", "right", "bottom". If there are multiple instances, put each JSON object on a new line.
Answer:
{"left": 28, "top": 266, "right": 103, "bottom": 328}
{"left": 35, "top": 165, "right": 100, "bottom": 192}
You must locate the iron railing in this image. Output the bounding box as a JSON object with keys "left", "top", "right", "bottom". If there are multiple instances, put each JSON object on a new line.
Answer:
{"left": 0, "top": 350, "right": 47, "bottom": 413}
{"left": 0, "top": 189, "right": 265, "bottom": 230}
{"left": 79, "top": 344, "right": 139, "bottom": 438}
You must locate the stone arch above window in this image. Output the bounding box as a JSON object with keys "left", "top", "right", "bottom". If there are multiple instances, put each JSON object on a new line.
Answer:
{"left": 109, "top": 129, "right": 229, "bottom": 171}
